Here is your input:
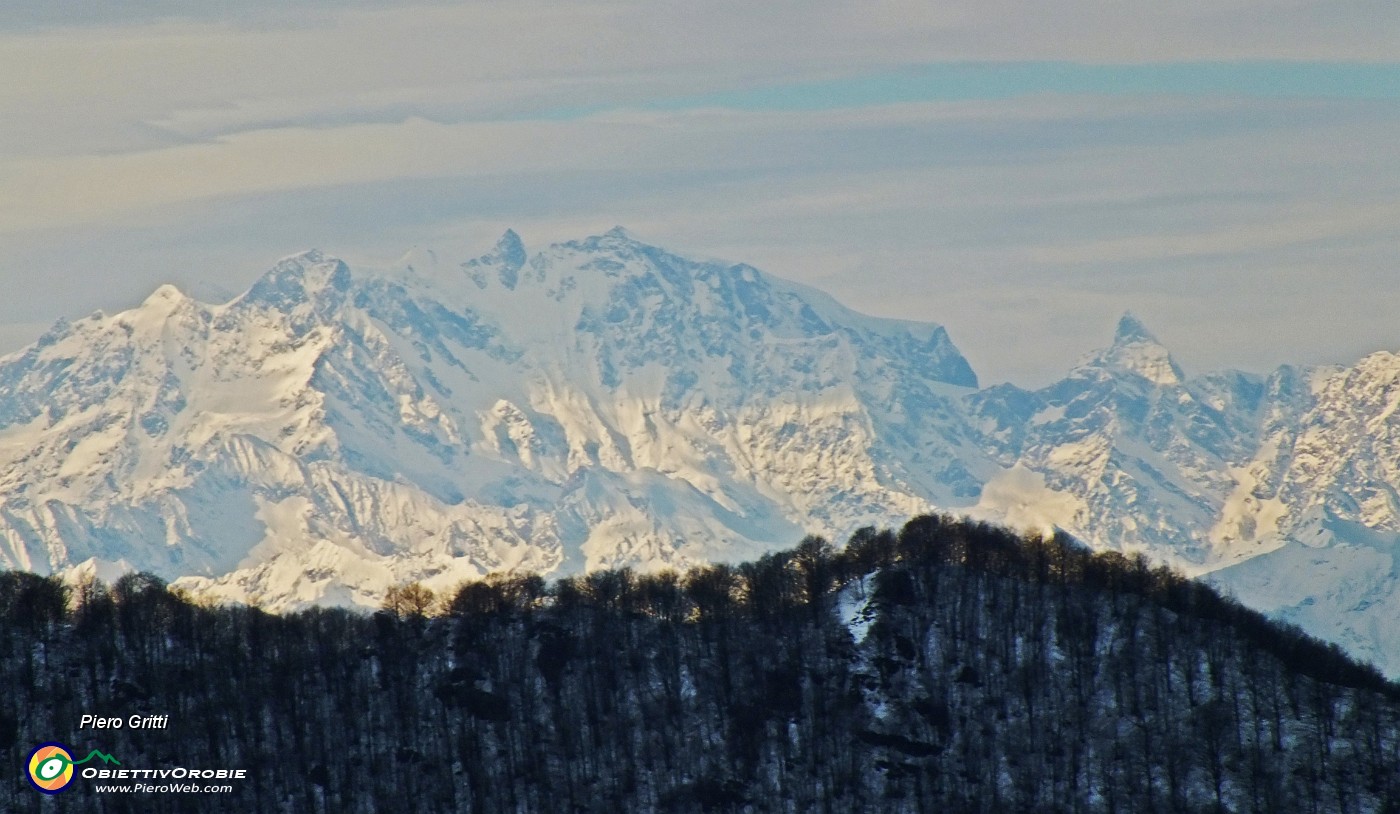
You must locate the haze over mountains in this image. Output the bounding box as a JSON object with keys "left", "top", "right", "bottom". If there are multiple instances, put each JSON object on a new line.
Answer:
{"left": 1, "top": 229, "right": 1397, "bottom": 673}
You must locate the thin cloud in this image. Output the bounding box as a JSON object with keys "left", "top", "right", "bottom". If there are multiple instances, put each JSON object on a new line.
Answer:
{"left": 2, "top": 1, "right": 1400, "bottom": 387}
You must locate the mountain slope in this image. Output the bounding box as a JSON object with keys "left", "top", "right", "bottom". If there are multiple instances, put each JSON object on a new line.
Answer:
{"left": 1, "top": 228, "right": 1398, "bottom": 676}
{"left": 970, "top": 315, "right": 1272, "bottom": 568}
{"left": 968, "top": 317, "right": 1400, "bottom": 673}
{"left": 0, "top": 229, "right": 987, "bottom": 609}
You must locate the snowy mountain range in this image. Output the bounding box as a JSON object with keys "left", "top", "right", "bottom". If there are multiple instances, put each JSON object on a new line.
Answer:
{"left": 1, "top": 228, "right": 1397, "bottom": 673}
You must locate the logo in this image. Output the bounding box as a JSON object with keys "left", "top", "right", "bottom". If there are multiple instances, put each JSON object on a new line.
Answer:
{"left": 26, "top": 742, "right": 121, "bottom": 795}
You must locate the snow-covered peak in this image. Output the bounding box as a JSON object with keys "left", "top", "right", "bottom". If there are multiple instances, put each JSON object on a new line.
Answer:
{"left": 1082, "top": 312, "right": 1183, "bottom": 386}
{"left": 549, "top": 226, "right": 666, "bottom": 263}
{"left": 0, "top": 228, "right": 985, "bottom": 608}
{"left": 393, "top": 246, "right": 441, "bottom": 274}
{"left": 6, "top": 229, "right": 1400, "bottom": 678}
{"left": 271, "top": 248, "right": 332, "bottom": 274}
{"left": 237, "top": 250, "right": 352, "bottom": 312}
{"left": 128, "top": 283, "right": 198, "bottom": 330}
{"left": 142, "top": 283, "right": 188, "bottom": 308}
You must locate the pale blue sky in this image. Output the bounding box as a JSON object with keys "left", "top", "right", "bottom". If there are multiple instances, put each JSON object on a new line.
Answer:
{"left": 568, "top": 62, "right": 1400, "bottom": 117}
{"left": 2, "top": 1, "right": 1398, "bottom": 385}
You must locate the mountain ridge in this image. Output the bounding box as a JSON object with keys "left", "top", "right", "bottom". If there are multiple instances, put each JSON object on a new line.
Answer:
{"left": 1, "top": 228, "right": 1398, "bottom": 673}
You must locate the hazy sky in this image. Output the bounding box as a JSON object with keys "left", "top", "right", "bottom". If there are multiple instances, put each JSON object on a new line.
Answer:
{"left": 3, "top": 1, "right": 1398, "bottom": 386}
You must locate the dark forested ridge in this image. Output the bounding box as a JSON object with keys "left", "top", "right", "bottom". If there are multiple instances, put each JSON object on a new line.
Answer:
{"left": 4, "top": 517, "right": 1399, "bottom": 813}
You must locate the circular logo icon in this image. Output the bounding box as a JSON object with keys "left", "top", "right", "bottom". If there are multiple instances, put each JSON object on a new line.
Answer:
{"left": 27, "top": 742, "right": 76, "bottom": 794}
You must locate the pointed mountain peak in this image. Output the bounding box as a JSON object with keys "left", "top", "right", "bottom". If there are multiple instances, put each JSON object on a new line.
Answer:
{"left": 1113, "top": 312, "right": 1158, "bottom": 346}
{"left": 462, "top": 230, "right": 529, "bottom": 289}
{"left": 495, "top": 229, "right": 527, "bottom": 267}
{"left": 1081, "top": 312, "right": 1183, "bottom": 386}
{"left": 130, "top": 284, "right": 195, "bottom": 324}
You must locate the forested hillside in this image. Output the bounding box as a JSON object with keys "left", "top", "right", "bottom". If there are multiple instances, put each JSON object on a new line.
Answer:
{"left": 3, "top": 517, "right": 1398, "bottom": 813}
